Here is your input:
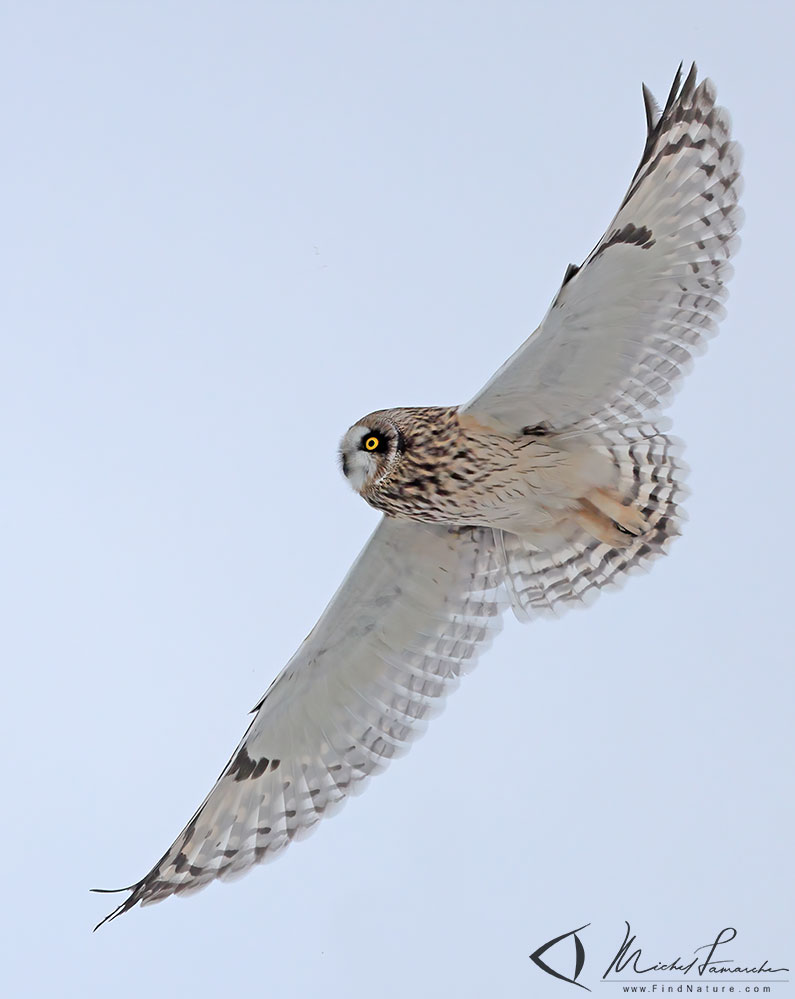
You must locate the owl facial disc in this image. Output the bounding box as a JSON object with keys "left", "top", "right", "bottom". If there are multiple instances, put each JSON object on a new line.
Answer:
{"left": 339, "top": 415, "right": 404, "bottom": 494}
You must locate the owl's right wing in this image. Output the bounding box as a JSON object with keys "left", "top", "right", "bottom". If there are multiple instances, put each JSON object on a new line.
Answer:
{"left": 95, "top": 517, "right": 505, "bottom": 926}
{"left": 462, "top": 64, "right": 743, "bottom": 432}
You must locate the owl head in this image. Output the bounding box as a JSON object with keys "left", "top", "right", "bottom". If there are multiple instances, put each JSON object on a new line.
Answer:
{"left": 339, "top": 411, "right": 406, "bottom": 495}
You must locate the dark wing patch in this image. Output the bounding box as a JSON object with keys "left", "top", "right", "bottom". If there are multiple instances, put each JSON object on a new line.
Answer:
{"left": 592, "top": 222, "right": 656, "bottom": 262}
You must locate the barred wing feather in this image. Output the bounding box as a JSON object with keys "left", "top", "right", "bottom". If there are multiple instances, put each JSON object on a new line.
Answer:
{"left": 95, "top": 519, "right": 505, "bottom": 926}
{"left": 464, "top": 64, "right": 743, "bottom": 431}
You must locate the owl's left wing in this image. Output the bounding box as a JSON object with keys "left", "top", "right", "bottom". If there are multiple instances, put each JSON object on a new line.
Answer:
{"left": 463, "top": 64, "right": 743, "bottom": 431}
{"left": 95, "top": 518, "right": 504, "bottom": 927}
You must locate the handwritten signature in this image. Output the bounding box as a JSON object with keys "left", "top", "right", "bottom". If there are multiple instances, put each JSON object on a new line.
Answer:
{"left": 603, "top": 923, "right": 788, "bottom": 979}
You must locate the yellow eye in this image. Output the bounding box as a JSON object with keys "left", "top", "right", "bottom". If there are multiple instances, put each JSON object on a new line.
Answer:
{"left": 364, "top": 436, "right": 380, "bottom": 451}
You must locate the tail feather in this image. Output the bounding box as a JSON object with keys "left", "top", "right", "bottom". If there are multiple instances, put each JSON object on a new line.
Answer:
{"left": 500, "top": 424, "right": 686, "bottom": 620}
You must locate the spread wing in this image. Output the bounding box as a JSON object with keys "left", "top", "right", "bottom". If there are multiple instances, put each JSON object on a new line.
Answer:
{"left": 463, "top": 64, "right": 743, "bottom": 431}
{"left": 95, "top": 518, "right": 505, "bottom": 926}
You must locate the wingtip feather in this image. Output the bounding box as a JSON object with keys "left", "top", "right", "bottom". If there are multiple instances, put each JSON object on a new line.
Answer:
{"left": 90, "top": 883, "right": 141, "bottom": 930}
{"left": 642, "top": 83, "right": 662, "bottom": 133}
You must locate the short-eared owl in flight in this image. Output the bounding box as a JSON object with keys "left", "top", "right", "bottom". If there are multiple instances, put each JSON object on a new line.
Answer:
{"left": 96, "top": 65, "right": 742, "bottom": 926}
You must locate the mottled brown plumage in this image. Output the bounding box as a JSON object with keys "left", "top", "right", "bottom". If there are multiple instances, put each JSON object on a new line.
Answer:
{"left": 340, "top": 406, "right": 650, "bottom": 548}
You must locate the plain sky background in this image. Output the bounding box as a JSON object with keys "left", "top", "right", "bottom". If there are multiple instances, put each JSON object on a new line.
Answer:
{"left": 2, "top": 2, "right": 792, "bottom": 996}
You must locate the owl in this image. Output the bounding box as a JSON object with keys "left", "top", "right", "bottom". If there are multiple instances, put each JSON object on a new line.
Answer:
{"left": 95, "top": 64, "right": 742, "bottom": 926}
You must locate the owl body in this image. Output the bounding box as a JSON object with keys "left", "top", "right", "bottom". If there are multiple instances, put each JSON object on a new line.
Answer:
{"left": 340, "top": 406, "right": 645, "bottom": 548}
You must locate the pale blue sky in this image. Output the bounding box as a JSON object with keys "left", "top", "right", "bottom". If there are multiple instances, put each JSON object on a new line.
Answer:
{"left": 2, "top": 2, "right": 792, "bottom": 996}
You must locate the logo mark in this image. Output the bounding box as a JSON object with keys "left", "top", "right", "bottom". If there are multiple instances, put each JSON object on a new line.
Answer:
{"left": 530, "top": 923, "right": 591, "bottom": 991}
